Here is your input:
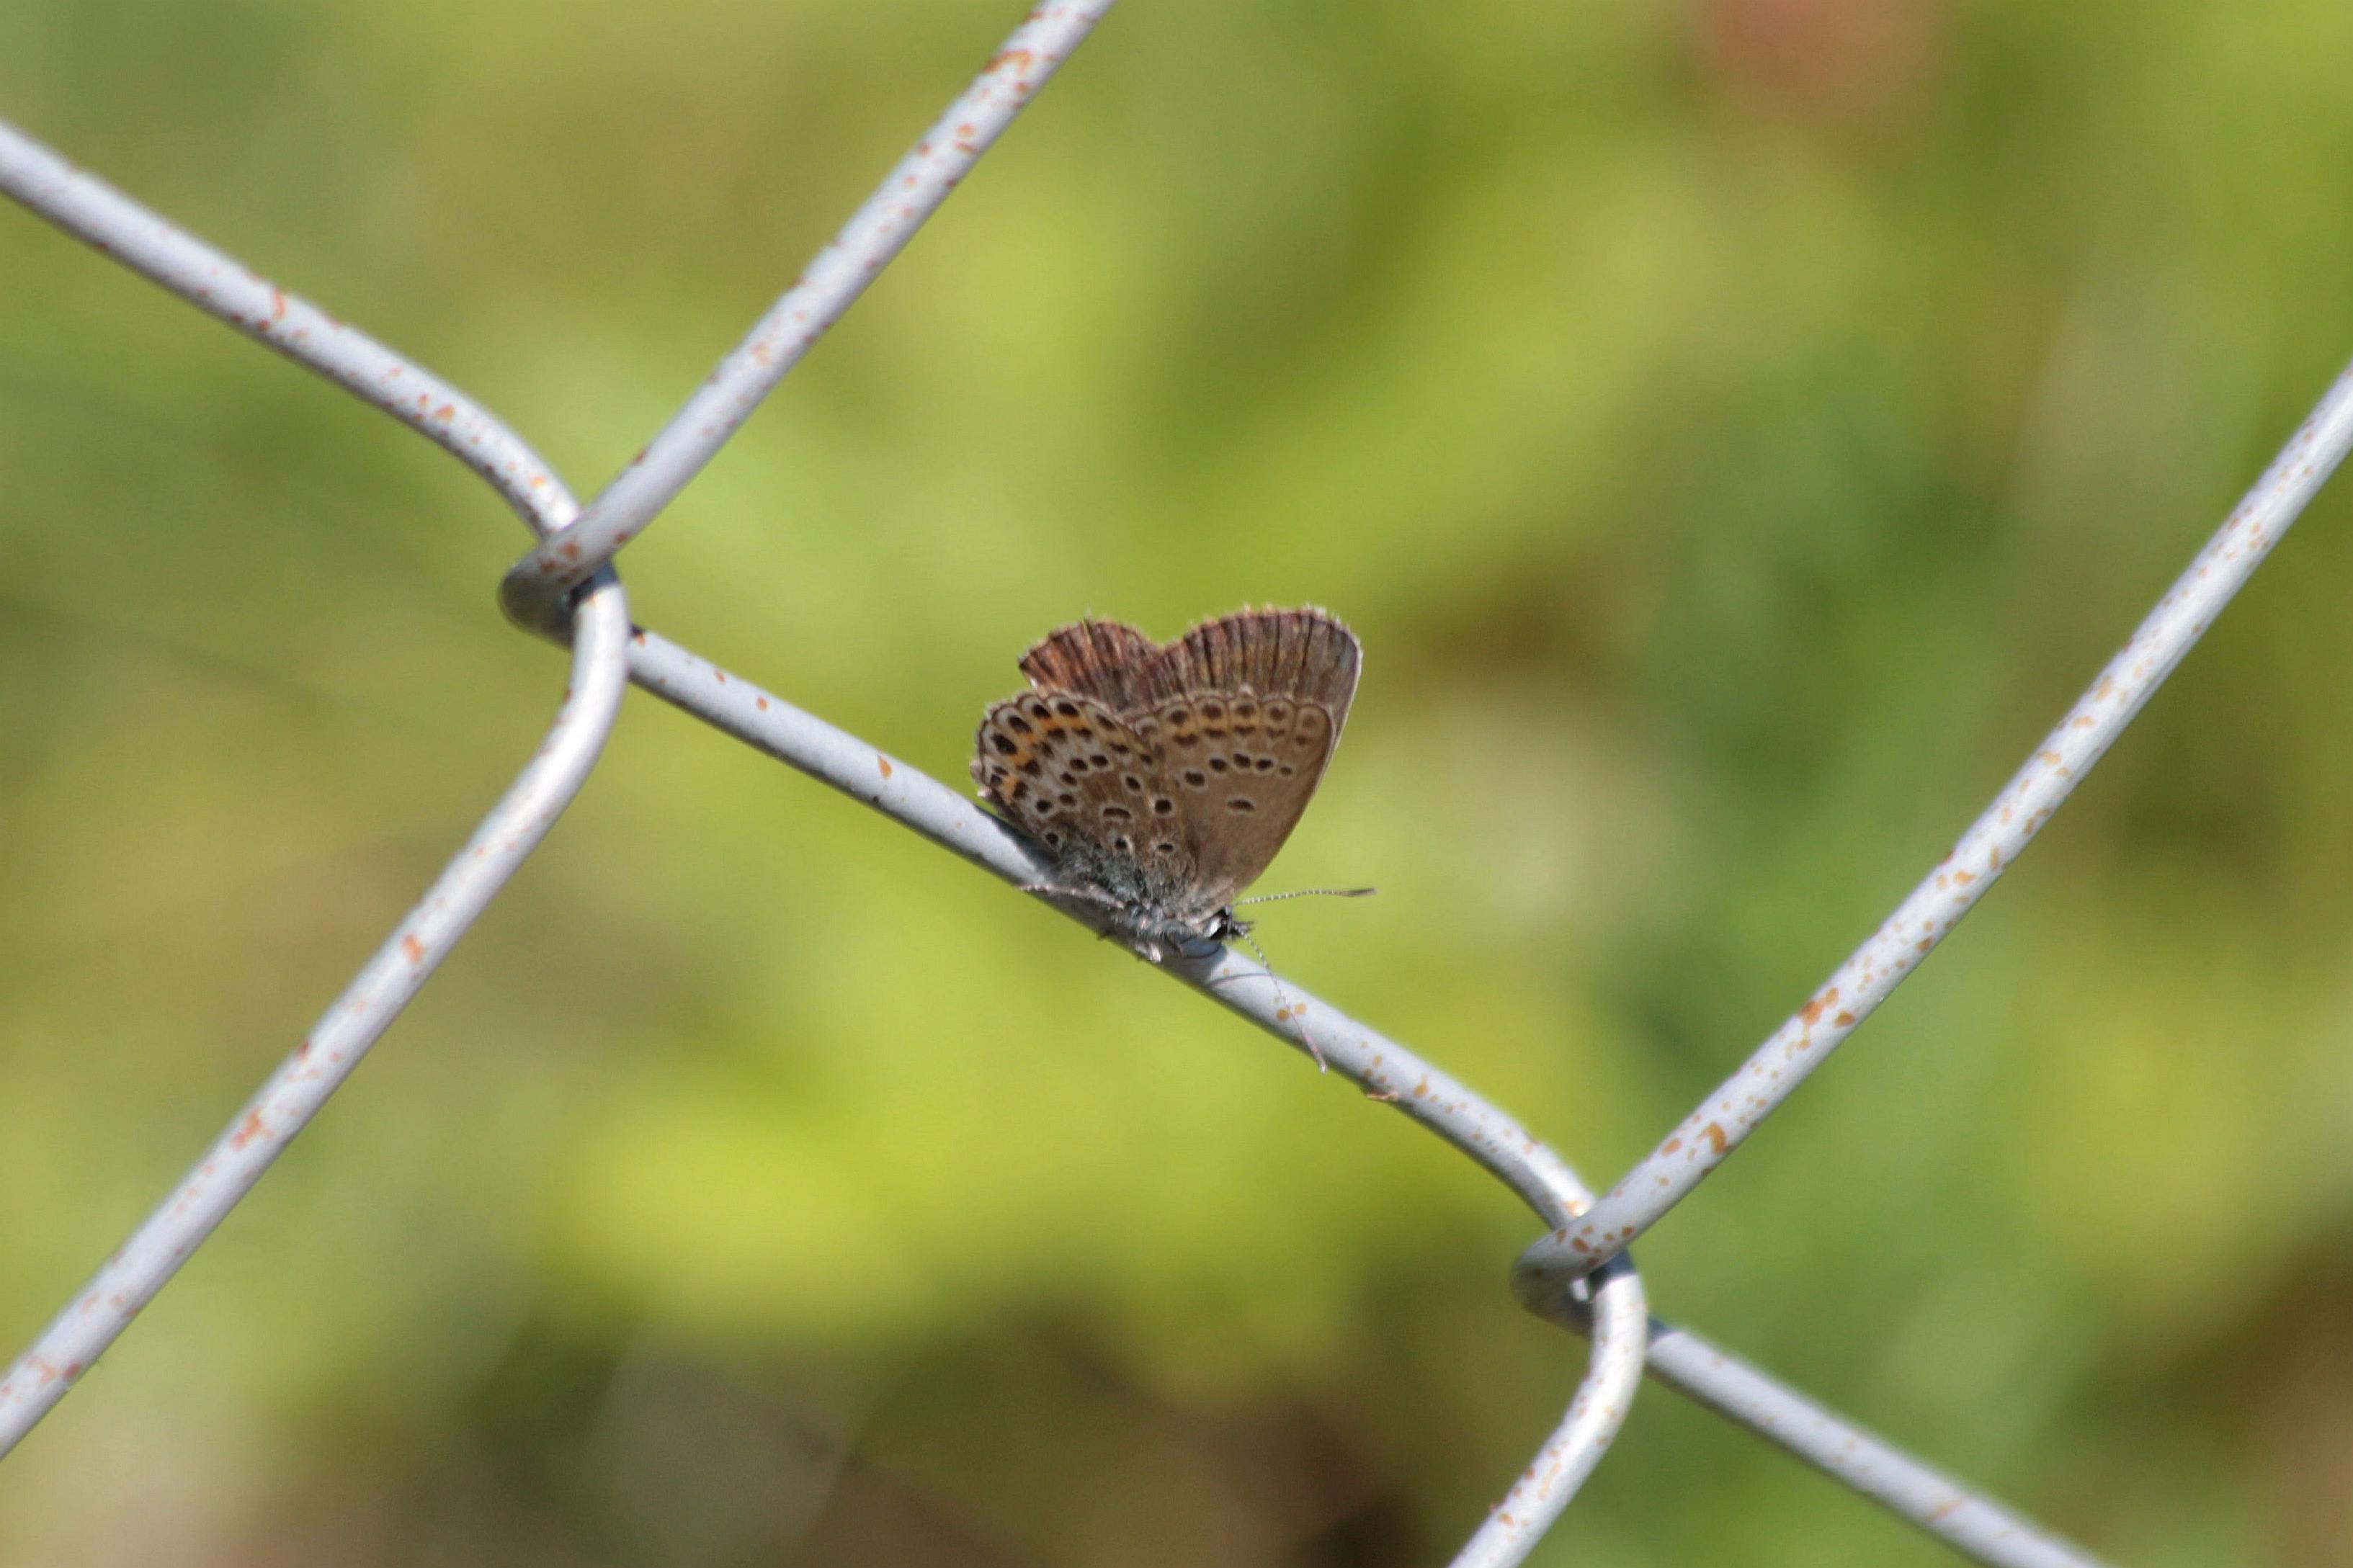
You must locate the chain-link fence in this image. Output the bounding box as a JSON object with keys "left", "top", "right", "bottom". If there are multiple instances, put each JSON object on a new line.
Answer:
{"left": 4, "top": 6, "right": 2347, "bottom": 1563}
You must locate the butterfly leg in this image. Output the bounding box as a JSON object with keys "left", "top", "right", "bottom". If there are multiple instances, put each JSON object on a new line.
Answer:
{"left": 1017, "top": 881, "right": 1126, "bottom": 913}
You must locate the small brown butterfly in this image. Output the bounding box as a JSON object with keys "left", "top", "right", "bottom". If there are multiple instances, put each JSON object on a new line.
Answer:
{"left": 973, "top": 606, "right": 1362, "bottom": 959}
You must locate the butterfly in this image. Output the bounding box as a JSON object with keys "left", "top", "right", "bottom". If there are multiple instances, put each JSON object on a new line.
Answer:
{"left": 973, "top": 606, "right": 1362, "bottom": 960}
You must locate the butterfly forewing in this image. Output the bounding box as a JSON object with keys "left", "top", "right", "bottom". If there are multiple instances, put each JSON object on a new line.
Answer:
{"left": 974, "top": 689, "right": 1195, "bottom": 882}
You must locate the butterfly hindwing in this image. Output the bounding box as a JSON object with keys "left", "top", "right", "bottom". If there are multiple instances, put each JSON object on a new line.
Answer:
{"left": 1015, "top": 619, "right": 1158, "bottom": 710}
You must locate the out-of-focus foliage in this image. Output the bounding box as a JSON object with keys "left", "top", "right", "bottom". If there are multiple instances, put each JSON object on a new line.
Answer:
{"left": 5, "top": 1, "right": 2353, "bottom": 1563}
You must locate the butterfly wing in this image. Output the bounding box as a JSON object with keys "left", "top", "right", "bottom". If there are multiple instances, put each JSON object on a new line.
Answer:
{"left": 1142, "top": 605, "right": 1361, "bottom": 720}
{"left": 1014, "top": 619, "right": 1158, "bottom": 711}
{"left": 973, "top": 686, "right": 1195, "bottom": 884}
{"left": 1127, "top": 608, "right": 1361, "bottom": 908}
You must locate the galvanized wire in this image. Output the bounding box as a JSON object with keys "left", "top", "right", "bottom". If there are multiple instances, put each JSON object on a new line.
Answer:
{"left": 1636, "top": 1323, "right": 2104, "bottom": 1568}
{"left": 0, "top": 115, "right": 635, "bottom": 1453}
{"left": 498, "top": 0, "right": 1118, "bottom": 634}
{"left": 6, "top": 6, "right": 2337, "bottom": 1560}
{"left": 1515, "top": 359, "right": 2353, "bottom": 1302}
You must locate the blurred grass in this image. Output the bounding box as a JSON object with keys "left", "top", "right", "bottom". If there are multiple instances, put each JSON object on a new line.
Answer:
{"left": 6, "top": 0, "right": 2353, "bottom": 1564}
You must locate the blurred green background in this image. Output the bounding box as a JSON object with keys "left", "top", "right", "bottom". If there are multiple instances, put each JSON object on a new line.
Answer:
{"left": 6, "top": 0, "right": 2353, "bottom": 1563}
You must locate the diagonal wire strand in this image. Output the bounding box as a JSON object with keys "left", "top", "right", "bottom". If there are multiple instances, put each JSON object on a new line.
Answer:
{"left": 497, "top": 0, "right": 1119, "bottom": 632}
{"left": 1516, "top": 359, "right": 2353, "bottom": 1303}
{"left": 0, "top": 115, "right": 638, "bottom": 1455}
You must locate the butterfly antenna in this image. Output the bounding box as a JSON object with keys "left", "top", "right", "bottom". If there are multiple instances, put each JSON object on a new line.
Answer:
{"left": 1231, "top": 926, "right": 1326, "bottom": 1073}
{"left": 1230, "top": 887, "right": 1377, "bottom": 907}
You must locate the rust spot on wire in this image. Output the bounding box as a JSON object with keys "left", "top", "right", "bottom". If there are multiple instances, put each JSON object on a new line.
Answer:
{"left": 231, "top": 1110, "right": 268, "bottom": 1150}
{"left": 401, "top": 934, "right": 424, "bottom": 964}
{"left": 1799, "top": 987, "right": 1839, "bottom": 1027}
{"left": 878, "top": 756, "right": 894, "bottom": 779}
{"left": 1702, "top": 1122, "right": 1728, "bottom": 1155}
{"left": 1834, "top": 1011, "right": 1857, "bottom": 1026}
